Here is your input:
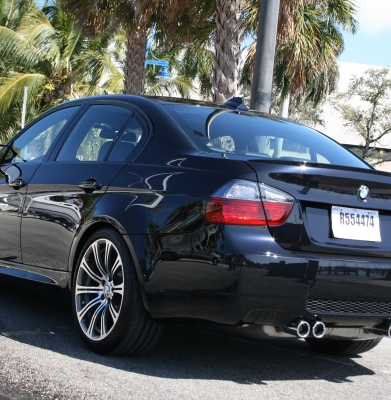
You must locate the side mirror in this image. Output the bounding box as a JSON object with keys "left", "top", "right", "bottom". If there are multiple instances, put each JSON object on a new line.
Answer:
{"left": 0, "top": 143, "right": 23, "bottom": 165}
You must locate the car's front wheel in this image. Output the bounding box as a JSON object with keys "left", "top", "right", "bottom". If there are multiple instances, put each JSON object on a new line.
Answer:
{"left": 305, "top": 337, "right": 382, "bottom": 356}
{"left": 72, "top": 228, "right": 164, "bottom": 355}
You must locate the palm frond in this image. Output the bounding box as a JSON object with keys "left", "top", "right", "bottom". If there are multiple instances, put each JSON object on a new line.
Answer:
{"left": 146, "top": 75, "right": 197, "bottom": 98}
{"left": 72, "top": 49, "right": 124, "bottom": 95}
{"left": 0, "top": 72, "right": 48, "bottom": 114}
{"left": 100, "top": 72, "right": 125, "bottom": 94}
{"left": 0, "top": 26, "right": 33, "bottom": 68}
{"left": 1, "top": 0, "right": 37, "bottom": 30}
{"left": 326, "top": 0, "right": 358, "bottom": 34}
{"left": 63, "top": 29, "right": 82, "bottom": 60}
{"left": 18, "top": 9, "right": 60, "bottom": 63}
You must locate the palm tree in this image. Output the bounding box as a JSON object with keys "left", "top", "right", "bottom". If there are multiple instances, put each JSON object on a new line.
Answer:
{"left": 162, "top": 0, "right": 245, "bottom": 103}
{"left": 167, "top": 0, "right": 350, "bottom": 106}
{"left": 69, "top": 0, "right": 241, "bottom": 102}
{"left": 179, "top": 45, "right": 215, "bottom": 100}
{"left": 243, "top": 0, "right": 358, "bottom": 114}
{"left": 157, "top": 3, "right": 215, "bottom": 100}
{"left": 212, "top": 0, "right": 245, "bottom": 103}
{"left": 0, "top": 0, "right": 37, "bottom": 142}
{"left": 0, "top": 1, "right": 122, "bottom": 140}
{"left": 65, "top": 0, "right": 188, "bottom": 95}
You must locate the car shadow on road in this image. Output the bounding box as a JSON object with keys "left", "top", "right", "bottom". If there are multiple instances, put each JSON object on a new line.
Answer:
{"left": 0, "top": 280, "right": 377, "bottom": 385}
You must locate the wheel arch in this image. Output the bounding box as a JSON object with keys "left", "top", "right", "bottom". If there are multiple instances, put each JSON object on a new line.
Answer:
{"left": 68, "top": 217, "right": 151, "bottom": 313}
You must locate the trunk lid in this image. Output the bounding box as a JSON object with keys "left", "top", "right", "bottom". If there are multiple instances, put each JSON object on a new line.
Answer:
{"left": 246, "top": 160, "right": 391, "bottom": 258}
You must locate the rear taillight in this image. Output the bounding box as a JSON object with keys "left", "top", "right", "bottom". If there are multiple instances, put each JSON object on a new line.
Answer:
{"left": 205, "top": 180, "right": 294, "bottom": 226}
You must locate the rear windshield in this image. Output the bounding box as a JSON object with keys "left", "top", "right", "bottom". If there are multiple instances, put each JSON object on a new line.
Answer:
{"left": 162, "top": 104, "right": 370, "bottom": 169}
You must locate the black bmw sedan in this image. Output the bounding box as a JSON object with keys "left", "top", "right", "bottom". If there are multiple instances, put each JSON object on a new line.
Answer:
{"left": 0, "top": 95, "right": 390, "bottom": 356}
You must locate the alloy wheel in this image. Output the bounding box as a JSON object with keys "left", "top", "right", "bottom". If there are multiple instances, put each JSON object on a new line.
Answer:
{"left": 74, "top": 238, "right": 124, "bottom": 341}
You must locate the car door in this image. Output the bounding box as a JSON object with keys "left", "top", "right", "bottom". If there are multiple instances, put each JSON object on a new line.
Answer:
{"left": 0, "top": 164, "right": 29, "bottom": 264}
{"left": 0, "top": 106, "right": 81, "bottom": 267}
{"left": 20, "top": 102, "right": 145, "bottom": 271}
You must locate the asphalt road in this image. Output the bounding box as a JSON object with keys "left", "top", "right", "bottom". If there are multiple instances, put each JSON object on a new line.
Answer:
{"left": 0, "top": 280, "right": 390, "bottom": 400}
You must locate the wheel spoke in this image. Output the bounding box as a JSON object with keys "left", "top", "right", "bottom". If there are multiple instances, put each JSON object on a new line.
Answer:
{"left": 113, "top": 282, "right": 124, "bottom": 297}
{"left": 77, "top": 295, "right": 102, "bottom": 321}
{"left": 86, "top": 301, "right": 107, "bottom": 338}
{"left": 92, "top": 241, "right": 108, "bottom": 278}
{"left": 110, "top": 255, "right": 122, "bottom": 277}
{"left": 104, "top": 241, "right": 112, "bottom": 274}
{"left": 109, "top": 302, "right": 120, "bottom": 324}
{"left": 79, "top": 258, "right": 102, "bottom": 284}
{"left": 100, "top": 306, "right": 109, "bottom": 337}
{"left": 75, "top": 282, "right": 102, "bottom": 296}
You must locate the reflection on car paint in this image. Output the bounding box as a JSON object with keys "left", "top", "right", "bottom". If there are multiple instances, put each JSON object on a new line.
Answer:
{"left": 23, "top": 194, "right": 82, "bottom": 231}
{"left": 124, "top": 172, "right": 184, "bottom": 211}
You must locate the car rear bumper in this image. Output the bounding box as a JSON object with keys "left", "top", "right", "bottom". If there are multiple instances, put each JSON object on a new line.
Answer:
{"left": 239, "top": 253, "right": 391, "bottom": 327}
{"left": 142, "top": 248, "right": 391, "bottom": 328}
{"left": 128, "top": 224, "right": 391, "bottom": 328}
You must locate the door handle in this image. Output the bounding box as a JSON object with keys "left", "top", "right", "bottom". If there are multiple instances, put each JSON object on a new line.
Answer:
{"left": 78, "top": 178, "right": 103, "bottom": 193}
{"left": 9, "top": 177, "right": 26, "bottom": 189}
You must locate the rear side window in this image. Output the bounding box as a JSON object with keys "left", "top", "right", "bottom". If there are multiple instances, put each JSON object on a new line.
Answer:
{"left": 162, "top": 105, "right": 370, "bottom": 169}
{"left": 57, "top": 105, "right": 132, "bottom": 162}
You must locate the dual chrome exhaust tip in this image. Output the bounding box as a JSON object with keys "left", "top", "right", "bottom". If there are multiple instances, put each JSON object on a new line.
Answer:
{"left": 283, "top": 320, "right": 326, "bottom": 339}
{"left": 287, "top": 320, "right": 391, "bottom": 340}
{"left": 235, "top": 321, "right": 391, "bottom": 341}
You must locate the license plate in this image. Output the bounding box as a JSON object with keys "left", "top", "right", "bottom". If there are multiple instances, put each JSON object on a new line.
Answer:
{"left": 331, "top": 206, "right": 381, "bottom": 242}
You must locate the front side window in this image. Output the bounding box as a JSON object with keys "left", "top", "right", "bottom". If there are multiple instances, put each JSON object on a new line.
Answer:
{"left": 162, "top": 105, "right": 371, "bottom": 169}
{"left": 57, "top": 105, "right": 133, "bottom": 162}
{"left": 3, "top": 106, "right": 79, "bottom": 164}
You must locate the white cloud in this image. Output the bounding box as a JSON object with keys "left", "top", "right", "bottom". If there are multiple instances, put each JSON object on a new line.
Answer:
{"left": 355, "top": 0, "right": 391, "bottom": 33}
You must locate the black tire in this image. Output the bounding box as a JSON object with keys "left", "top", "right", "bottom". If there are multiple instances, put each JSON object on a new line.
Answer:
{"left": 305, "top": 337, "right": 382, "bottom": 356}
{"left": 72, "top": 228, "right": 164, "bottom": 355}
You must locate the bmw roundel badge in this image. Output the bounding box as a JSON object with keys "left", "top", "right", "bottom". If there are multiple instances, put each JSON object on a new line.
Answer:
{"left": 357, "top": 185, "right": 370, "bottom": 201}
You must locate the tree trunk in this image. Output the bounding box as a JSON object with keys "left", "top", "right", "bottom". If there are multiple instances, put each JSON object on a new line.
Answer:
{"left": 124, "top": 26, "right": 148, "bottom": 95}
{"left": 212, "top": 0, "right": 244, "bottom": 104}
{"left": 364, "top": 137, "right": 370, "bottom": 159}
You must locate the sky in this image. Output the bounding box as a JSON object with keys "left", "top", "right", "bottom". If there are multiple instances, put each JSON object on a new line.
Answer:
{"left": 339, "top": 0, "right": 391, "bottom": 67}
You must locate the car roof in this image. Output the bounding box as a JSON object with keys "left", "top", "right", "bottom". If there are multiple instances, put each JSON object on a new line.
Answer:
{"left": 54, "top": 94, "right": 311, "bottom": 133}
{"left": 63, "top": 94, "right": 280, "bottom": 119}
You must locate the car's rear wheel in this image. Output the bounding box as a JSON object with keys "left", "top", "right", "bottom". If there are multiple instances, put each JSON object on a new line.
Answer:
{"left": 72, "top": 228, "right": 164, "bottom": 355}
{"left": 305, "top": 337, "right": 382, "bottom": 356}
